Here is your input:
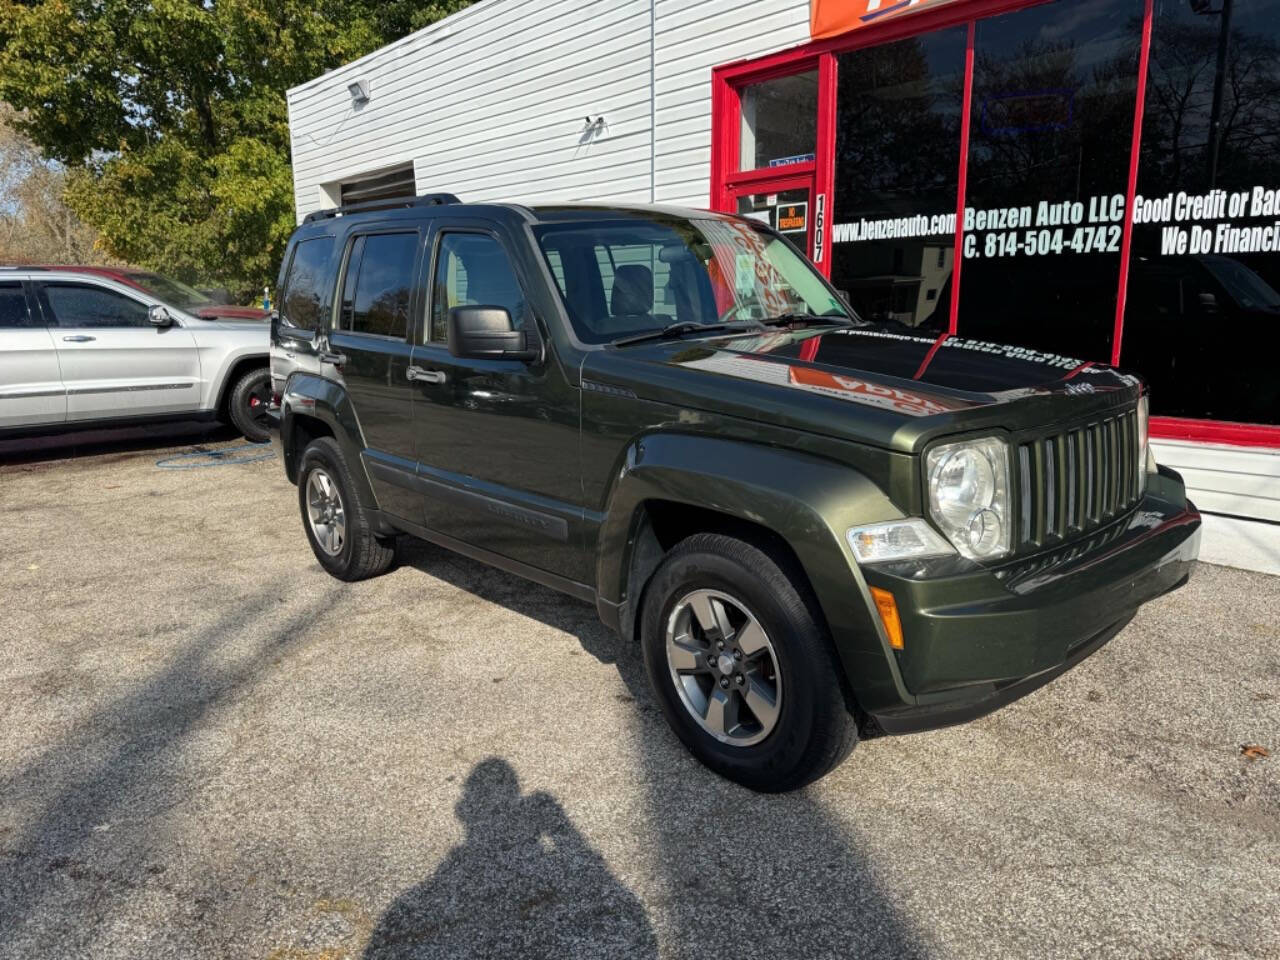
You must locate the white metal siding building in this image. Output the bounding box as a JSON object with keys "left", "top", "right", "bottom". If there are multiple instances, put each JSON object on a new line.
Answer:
{"left": 287, "top": 0, "right": 1280, "bottom": 571}
{"left": 287, "top": 0, "right": 811, "bottom": 217}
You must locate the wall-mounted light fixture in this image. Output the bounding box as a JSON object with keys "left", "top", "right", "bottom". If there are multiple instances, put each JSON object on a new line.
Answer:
{"left": 348, "top": 79, "right": 371, "bottom": 107}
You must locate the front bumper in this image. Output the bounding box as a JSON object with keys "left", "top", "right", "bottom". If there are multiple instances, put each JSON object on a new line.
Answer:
{"left": 860, "top": 467, "right": 1200, "bottom": 735}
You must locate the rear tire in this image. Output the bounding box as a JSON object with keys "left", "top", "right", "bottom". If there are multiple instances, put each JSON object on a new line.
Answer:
{"left": 298, "top": 437, "right": 396, "bottom": 581}
{"left": 227, "top": 367, "right": 272, "bottom": 443}
{"left": 639, "top": 533, "right": 857, "bottom": 792}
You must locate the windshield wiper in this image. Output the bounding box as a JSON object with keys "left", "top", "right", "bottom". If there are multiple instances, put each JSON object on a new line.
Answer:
{"left": 757, "top": 313, "right": 854, "bottom": 328}
{"left": 610, "top": 320, "right": 759, "bottom": 347}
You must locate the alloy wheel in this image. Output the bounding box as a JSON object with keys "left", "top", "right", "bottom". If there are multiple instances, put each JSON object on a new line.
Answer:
{"left": 244, "top": 376, "right": 272, "bottom": 429}
{"left": 665, "top": 589, "right": 782, "bottom": 746}
{"left": 306, "top": 468, "right": 346, "bottom": 556}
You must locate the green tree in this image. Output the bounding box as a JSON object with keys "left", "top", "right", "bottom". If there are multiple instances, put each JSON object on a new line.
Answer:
{"left": 0, "top": 0, "right": 468, "bottom": 298}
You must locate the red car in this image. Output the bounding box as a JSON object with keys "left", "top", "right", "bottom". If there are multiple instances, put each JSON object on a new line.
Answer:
{"left": 26, "top": 266, "right": 269, "bottom": 320}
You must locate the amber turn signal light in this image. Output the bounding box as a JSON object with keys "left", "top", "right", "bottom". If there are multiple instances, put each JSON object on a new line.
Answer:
{"left": 870, "top": 587, "right": 905, "bottom": 651}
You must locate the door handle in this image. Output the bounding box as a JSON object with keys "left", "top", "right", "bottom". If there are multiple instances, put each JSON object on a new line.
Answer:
{"left": 319, "top": 351, "right": 348, "bottom": 366}
{"left": 407, "top": 365, "right": 446, "bottom": 384}
{"left": 62, "top": 335, "right": 96, "bottom": 343}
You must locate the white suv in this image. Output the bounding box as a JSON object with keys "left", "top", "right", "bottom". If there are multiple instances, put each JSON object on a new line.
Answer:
{"left": 0, "top": 268, "right": 271, "bottom": 441}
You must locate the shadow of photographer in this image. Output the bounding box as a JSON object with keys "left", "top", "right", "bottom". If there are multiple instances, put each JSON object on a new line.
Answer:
{"left": 362, "top": 757, "right": 658, "bottom": 960}
{"left": 366, "top": 540, "right": 931, "bottom": 960}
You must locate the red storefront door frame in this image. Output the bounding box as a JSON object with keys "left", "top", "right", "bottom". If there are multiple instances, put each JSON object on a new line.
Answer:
{"left": 709, "top": 0, "right": 1280, "bottom": 449}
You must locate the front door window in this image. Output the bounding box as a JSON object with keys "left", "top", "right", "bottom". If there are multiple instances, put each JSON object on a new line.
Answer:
{"left": 41, "top": 283, "right": 151, "bottom": 328}
{"left": 429, "top": 233, "right": 527, "bottom": 343}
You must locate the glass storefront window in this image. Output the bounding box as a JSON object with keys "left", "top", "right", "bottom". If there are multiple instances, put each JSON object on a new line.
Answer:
{"left": 736, "top": 188, "right": 812, "bottom": 239}
{"left": 739, "top": 71, "right": 818, "bottom": 170}
{"left": 723, "top": 0, "right": 1278, "bottom": 432}
{"left": 1121, "top": 0, "right": 1280, "bottom": 426}
{"left": 955, "top": 0, "right": 1143, "bottom": 362}
{"left": 830, "top": 28, "right": 968, "bottom": 329}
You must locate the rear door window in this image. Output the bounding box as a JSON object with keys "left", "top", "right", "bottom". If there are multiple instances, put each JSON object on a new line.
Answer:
{"left": 338, "top": 232, "right": 418, "bottom": 339}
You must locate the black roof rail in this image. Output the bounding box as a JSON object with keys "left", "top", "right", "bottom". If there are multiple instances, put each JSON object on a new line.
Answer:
{"left": 303, "top": 192, "right": 461, "bottom": 224}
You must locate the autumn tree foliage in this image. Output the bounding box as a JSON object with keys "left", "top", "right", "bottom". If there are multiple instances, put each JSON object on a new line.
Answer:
{"left": 0, "top": 1, "right": 470, "bottom": 297}
{"left": 0, "top": 104, "right": 104, "bottom": 264}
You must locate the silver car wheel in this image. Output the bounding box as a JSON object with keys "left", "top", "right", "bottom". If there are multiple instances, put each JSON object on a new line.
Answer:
{"left": 306, "top": 468, "right": 346, "bottom": 557}
{"left": 665, "top": 589, "right": 782, "bottom": 747}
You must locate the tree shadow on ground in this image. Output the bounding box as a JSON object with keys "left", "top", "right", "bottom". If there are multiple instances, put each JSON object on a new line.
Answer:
{"left": 384, "top": 540, "right": 932, "bottom": 960}
{"left": 0, "top": 583, "right": 338, "bottom": 957}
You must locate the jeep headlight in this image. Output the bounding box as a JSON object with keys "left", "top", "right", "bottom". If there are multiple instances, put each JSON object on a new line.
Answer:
{"left": 926, "top": 437, "right": 1011, "bottom": 561}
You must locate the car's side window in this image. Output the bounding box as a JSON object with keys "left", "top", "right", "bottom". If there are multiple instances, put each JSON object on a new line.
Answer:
{"left": 337, "top": 232, "right": 416, "bottom": 339}
{"left": 543, "top": 248, "right": 567, "bottom": 288}
{"left": 280, "top": 236, "right": 335, "bottom": 331}
{"left": 0, "top": 283, "right": 35, "bottom": 328}
{"left": 430, "top": 233, "right": 526, "bottom": 343}
{"left": 336, "top": 235, "right": 366, "bottom": 330}
{"left": 40, "top": 283, "right": 150, "bottom": 328}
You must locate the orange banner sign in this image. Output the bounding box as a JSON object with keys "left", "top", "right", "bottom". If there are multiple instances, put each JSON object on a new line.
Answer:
{"left": 810, "top": 0, "right": 962, "bottom": 40}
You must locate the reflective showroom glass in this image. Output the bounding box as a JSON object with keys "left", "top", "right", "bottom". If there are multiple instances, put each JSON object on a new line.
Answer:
{"left": 830, "top": 26, "right": 968, "bottom": 328}
{"left": 1121, "top": 0, "right": 1280, "bottom": 426}
{"left": 955, "top": 0, "right": 1144, "bottom": 363}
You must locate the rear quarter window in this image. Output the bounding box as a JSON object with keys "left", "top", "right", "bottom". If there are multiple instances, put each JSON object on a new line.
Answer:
{"left": 280, "top": 236, "right": 336, "bottom": 330}
{"left": 0, "top": 283, "right": 35, "bottom": 328}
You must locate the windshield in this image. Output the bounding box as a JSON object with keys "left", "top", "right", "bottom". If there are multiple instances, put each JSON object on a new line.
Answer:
{"left": 533, "top": 216, "right": 852, "bottom": 344}
{"left": 126, "top": 272, "right": 214, "bottom": 311}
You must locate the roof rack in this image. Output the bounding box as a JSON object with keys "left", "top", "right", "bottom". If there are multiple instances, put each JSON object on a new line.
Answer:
{"left": 303, "top": 192, "right": 461, "bottom": 224}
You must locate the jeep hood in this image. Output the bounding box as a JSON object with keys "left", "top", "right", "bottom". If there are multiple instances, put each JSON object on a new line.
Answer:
{"left": 583, "top": 323, "right": 1141, "bottom": 453}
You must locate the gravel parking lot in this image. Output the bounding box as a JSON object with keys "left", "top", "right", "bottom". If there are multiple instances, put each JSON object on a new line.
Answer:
{"left": 1, "top": 426, "right": 1277, "bottom": 960}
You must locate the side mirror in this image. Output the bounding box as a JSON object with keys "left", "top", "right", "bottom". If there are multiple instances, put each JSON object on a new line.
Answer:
{"left": 1197, "top": 291, "right": 1219, "bottom": 314}
{"left": 148, "top": 304, "right": 173, "bottom": 327}
{"left": 447, "top": 305, "right": 539, "bottom": 361}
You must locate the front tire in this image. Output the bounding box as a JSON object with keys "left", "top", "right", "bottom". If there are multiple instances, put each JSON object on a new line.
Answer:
{"left": 297, "top": 437, "right": 396, "bottom": 581}
{"left": 227, "top": 367, "right": 272, "bottom": 443}
{"left": 640, "top": 533, "right": 857, "bottom": 792}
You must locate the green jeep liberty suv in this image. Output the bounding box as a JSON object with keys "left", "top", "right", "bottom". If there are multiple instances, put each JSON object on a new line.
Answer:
{"left": 269, "top": 194, "right": 1201, "bottom": 792}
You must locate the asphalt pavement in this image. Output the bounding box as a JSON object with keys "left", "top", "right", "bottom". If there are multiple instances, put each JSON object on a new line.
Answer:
{"left": 0, "top": 425, "right": 1277, "bottom": 959}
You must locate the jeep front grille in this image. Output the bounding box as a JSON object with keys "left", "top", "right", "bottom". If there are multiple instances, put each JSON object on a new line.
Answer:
{"left": 1016, "top": 408, "right": 1142, "bottom": 550}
